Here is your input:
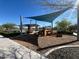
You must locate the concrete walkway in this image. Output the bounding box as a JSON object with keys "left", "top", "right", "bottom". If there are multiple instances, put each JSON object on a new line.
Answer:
{"left": 0, "top": 37, "right": 47, "bottom": 59}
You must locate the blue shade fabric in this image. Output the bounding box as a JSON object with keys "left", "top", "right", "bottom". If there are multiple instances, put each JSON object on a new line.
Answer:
{"left": 26, "top": 8, "right": 70, "bottom": 23}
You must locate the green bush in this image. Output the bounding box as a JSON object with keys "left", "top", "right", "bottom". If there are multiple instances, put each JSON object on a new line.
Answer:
{"left": 61, "top": 30, "right": 73, "bottom": 35}
{"left": 57, "top": 30, "right": 73, "bottom": 35}
{"left": 0, "top": 31, "right": 20, "bottom": 37}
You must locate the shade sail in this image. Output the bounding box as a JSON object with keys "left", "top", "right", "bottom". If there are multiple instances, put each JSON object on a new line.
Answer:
{"left": 26, "top": 8, "right": 70, "bottom": 23}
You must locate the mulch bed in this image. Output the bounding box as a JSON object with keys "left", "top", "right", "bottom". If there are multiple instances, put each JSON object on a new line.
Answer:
{"left": 47, "top": 47, "right": 79, "bottom": 59}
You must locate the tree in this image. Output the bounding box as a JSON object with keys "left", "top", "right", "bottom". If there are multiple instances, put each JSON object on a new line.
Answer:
{"left": 0, "top": 26, "right": 3, "bottom": 32}
{"left": 2, "top": 23, "right": 16, "bottom": 31}
{"left": 68, "top": 24, "right": 77, "bottom": 32}
{"left": 56, "top": 19, "right": 71, "bottom": 31}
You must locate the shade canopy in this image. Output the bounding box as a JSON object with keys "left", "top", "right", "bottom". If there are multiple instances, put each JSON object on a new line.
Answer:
{"left": 26, "top": 8, "right": 70, "bottom": 23}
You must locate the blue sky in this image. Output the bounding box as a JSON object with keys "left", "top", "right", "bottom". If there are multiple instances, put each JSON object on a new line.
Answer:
{"left": 0, "top": 0, "right": 77, "bottom": 27}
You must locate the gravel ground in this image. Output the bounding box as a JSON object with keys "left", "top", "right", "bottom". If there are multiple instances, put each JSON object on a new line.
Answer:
{"left": 47, "top": 47, "right": 79, "bottom": 59}
{"left": 38, "top": 35, "right": 76, "bottom": 48}
{"left": 13, "top": 35, "right": 77, "bottom": 55}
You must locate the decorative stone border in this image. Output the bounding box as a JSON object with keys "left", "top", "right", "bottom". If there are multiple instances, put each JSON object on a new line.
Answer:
{"left": 44, "top": 45, "right": 79, "bottom": 56}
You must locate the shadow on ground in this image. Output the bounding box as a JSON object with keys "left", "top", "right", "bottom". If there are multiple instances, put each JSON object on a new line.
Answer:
{"left": 13, "top": 34, "right": 39, "bottom": 46}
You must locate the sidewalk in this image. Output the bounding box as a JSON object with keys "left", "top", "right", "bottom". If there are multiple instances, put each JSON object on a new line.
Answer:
{"left": 0, "top": 37, "right": 47, "bottom": 59}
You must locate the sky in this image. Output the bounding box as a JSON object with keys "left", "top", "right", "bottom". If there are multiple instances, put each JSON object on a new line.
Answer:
{"left": 0, "top": 0, "right": 77, "bottom": 27}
